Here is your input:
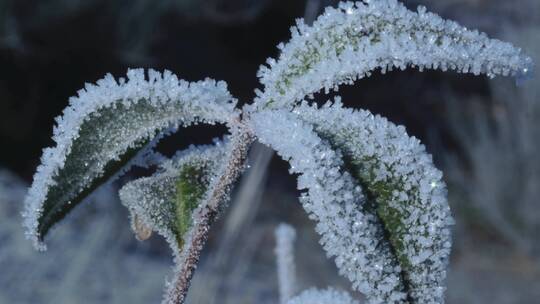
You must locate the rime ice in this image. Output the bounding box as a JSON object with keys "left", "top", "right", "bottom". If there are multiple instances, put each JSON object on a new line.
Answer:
{"left": 119, "top": 143, "right": 227, "bottom": 259}
{"left": 120, "top": 142, "right": 229, "bottom": 304}
{"left": 23, "top": 69, "right": 238, "bottom": 250}
{"left": 20, "top": 1, "right": 533, "bottom": 303}
{"left": 251, "top": 111, "right": 408, "bottom": 303}
{"left": 254, "top": 0, "right": 533, "bottom": 111}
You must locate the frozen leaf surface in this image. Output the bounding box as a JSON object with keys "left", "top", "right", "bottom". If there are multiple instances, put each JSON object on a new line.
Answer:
{"left": 251, "top": 110, "right": 407, "bottom": 303}
{"left": 254, "top": 0, "right": 532, "bottom": 110}
{"left": 23, "top": 69, "right": 237, "bottom": 250}
{"left": 119, "top": 142, "right": 227, "bottom": 256}
{"left": 294, "top": 100, "right": 453, "bottom": 303}
{"left": 120, "top": 140, "right": 235, "bottom": 304}
{"left": 251, "top": 105, "right": 452, "bottom": 303}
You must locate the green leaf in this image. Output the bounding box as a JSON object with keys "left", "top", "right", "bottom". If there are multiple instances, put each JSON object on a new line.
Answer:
{"left": 118, "top": 142, "right": 227, "bottom": 254}
{"left": 23, "top": 69, "right": 237, "bottom": 250}
{"left": 254, "top": 0, "right": 530, "bottom": 111}
{"left": 293, "top": 100, "right": 453, "bottom": 303}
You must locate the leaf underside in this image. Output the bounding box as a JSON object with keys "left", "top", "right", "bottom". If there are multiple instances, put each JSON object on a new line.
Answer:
{"left": 251, "top": 110, "right": 406, "bottom": 302}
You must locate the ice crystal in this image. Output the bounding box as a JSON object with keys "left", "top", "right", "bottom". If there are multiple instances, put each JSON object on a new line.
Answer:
{"left": 252, "top": 103, "right": 452, "bottom": 303}
{"left": 251, "top": 110, "right": 407, "bottom": 303}
{"left": 293, "top": 99, "right": 453, "bottom": 303}
{"left": 253, "top": 0, "right": 532, "bottom": 110}
{"left": 119, "top": 142, "right": 227, "bottom": 258}
{"left": 23, "top": 69, "right": 237, "bottom": 250}
{"left": 119, "top": 141, "right": 228, "bottom": 304}
{"left": 21, "top": 1, "right": 533, "bottom": 303}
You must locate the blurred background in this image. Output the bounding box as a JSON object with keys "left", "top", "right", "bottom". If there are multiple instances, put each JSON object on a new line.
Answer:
{"left": 1, "top": 0, "right": 539, "bottom": 303}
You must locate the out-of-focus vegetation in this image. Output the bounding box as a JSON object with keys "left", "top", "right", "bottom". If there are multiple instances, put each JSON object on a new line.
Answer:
{"left": 0, "top": 170, "right": 171, "bottom": 303}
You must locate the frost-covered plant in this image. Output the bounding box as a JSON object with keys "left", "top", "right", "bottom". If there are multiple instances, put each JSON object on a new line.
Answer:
{"left": 0, "top": 170, "right": 170, "bottom": 303}
{"left": 22, "top": 1, "right": 531, "bottom": 303}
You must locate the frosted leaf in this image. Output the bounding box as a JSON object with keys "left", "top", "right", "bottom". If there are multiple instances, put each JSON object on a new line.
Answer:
{"left": 23, "top": 68, "right": 238, "bottom": 250}
{"left": 293, "top": 99, "right": 453, "bottom": 303}
{"left": 253, "top": 0, "right": 532, "bottom": 110}
{"left": 287, "top": 288, "right": 360, "bottom": 304}
{"left": 119, "top": 141, "right": 227, "bottom": 276}
{"left": 250, "top": 110, "right": 408, "bottom": 303}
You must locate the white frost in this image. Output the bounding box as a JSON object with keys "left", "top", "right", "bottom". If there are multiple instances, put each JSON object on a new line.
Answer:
{"left": 253, "top": 0, "right": 532, "bottom": 111}
{"left": 119, "top": 141, "right": 228, "bottom": 260}
{"left": 293, "top": 99, "right": 453, "bottom": 303}
{"left": 23, "top": 68, "right": 238, "bottom": 250}
{"left": 251, "top": 110, "right": 407, "bottom": 303}
{"left": 119, "top": 141, "right": 229, "bottom": 304}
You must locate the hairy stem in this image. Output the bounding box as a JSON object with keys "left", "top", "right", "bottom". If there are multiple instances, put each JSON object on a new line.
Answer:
{"left": 164, "top": 121, "right": 254, "bottom": 304}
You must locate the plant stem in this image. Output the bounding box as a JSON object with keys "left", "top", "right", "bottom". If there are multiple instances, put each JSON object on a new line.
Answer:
{"left": 164, "top": 122, "right": 254, "bottom": 304}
